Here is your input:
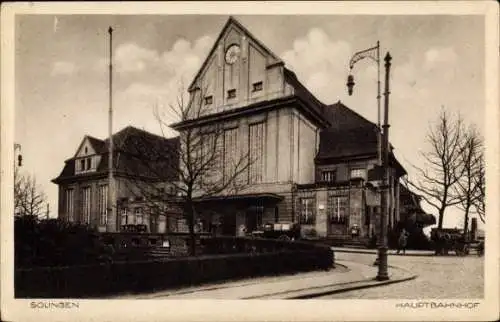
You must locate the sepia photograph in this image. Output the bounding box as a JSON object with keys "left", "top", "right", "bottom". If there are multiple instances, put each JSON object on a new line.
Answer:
{"left": 1, "top": 2, "right": 498, "bottom": 321}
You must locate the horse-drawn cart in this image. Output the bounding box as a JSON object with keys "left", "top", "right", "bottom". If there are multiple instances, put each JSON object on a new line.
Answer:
{"left": 430, "top": 228, "right": 471, "bottom": 256}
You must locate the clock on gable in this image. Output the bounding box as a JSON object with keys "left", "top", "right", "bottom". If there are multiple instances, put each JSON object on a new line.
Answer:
{"left": 225, "top": 44, "right": 241, "bottom": 65}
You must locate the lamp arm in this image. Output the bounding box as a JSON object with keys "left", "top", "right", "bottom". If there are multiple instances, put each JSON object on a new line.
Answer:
{"left": 348, "top": 44, "right": 380, "bottom": 70}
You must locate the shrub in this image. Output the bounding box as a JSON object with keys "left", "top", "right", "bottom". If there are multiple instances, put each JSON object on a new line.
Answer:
{"left": 15, "top": 216, "right": 108, "bottom": 268}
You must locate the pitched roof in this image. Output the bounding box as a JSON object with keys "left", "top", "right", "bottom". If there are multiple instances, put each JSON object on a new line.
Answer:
{"left": 284, "top": 68, "right": 327, "bottom": 124}
{"left": 317, "top": 102, "right": 379, "bottom": 159}
{"left": 317, "top": 125, "right": 378, "bottom": 160}
{"left": 86, "top": 135, "right": 105, "bottom": 153}
{"left": 323, "top": 101, "right": 377, "bottom": 131}
{"left": 53, "top": 126, "right": 179, "bottom": 183}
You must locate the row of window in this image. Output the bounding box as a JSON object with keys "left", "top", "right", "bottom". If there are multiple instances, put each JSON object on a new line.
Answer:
{"left": 320, "top": 168, "right": 367, "bottom": 182}
{"left": 64, "top": 185, "right": 108, "bottom": 225}
{"left": 120, "top": 208, "right": 146, "bottom": 225}
{"left": 298, "top": 195, "right": 349, "bottom": 225}
{"left": 203, "top": 81, "right": 263, "bottom": 105}
{"left": 206, "top": 122, "right": 265, "bottom": 185}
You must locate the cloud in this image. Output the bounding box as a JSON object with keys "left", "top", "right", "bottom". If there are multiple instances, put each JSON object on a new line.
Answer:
{"left": 108, "top": 35, "right": 214, "bottom": 135}
{"left": 115, "top": 43, "right": 159, "bottom": 73}
{"left": 424, "top": 47, "right": 458, "bottom": 67}
{"left": 281, "top": 28, "right": 352, "bottom": 104}
{"left": 51, "top": 61, "right": 77, "bottom": 76}
{"left": 112, "top": 35, "right": 213, "bottom": 79}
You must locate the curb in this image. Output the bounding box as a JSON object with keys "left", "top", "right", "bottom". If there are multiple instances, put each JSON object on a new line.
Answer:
{"left": 242, "top": 262, "right": 417, "bottom": 299}
{"left": 287, "top": 274, "right": 418, "bottom": 299}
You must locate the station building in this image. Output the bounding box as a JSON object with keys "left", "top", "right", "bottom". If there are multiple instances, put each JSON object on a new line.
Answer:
{"left": 53, "top": 17, "right": 434, "bottom": 243}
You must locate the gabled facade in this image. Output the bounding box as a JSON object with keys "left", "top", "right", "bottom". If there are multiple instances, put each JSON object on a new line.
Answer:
{"left": 52, "top": 126, "right": 181, "bottom": 233}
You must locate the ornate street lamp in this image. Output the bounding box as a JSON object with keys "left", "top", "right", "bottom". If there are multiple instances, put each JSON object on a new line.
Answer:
{"left": 14, "top": 143, "right": 22, "bottom": 167}
{"left": 346, "top": 42, "right": 392, "bottom": 281}
{"left": 347, "top": 41, "right": 381, "bottom": 164}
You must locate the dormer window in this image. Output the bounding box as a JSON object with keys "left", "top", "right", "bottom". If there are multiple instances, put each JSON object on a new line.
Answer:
{"left": 227, "top": 89, "right": 236, "bottom": 99}
{"left": 252, "top": 81, "right": 263, "bottom": 92}
{"left": 204, "top": 95, "right": 213, "bottom": 105}
{"left": 84, "top": 147, "right": 88, "bottom": 154}
{"left": 76, "top": 156, "right": 96, "bottom": 174}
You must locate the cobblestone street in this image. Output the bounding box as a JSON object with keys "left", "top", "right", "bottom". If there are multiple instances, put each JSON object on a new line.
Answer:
{"left": 320, "top": 252, "right": 484, "bottom": 299}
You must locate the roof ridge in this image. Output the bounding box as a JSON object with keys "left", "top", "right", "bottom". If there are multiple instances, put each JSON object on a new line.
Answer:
{"left": 86, "top": 134, "right": 104, "bottom": 143}
{"left": 328, "top": 102, "right": 377, "bottom": 128}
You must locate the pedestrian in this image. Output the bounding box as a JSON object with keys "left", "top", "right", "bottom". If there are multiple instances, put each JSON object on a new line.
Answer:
{"left": 238, "top": 224, "right": 247, "bottom": 237}
{"left": 397, "top": 228, "right": 409, "bottom": 255}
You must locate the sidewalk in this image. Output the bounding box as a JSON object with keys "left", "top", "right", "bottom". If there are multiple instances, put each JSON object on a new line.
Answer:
{"left": 113, "top": 260, "right": 417, "bottom": 299}
{"left": 332, "top": 247, "right": 435, "bottom": 256}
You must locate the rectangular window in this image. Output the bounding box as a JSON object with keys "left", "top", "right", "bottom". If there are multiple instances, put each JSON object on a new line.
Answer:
{"left": 177, "top": 218, "right": 189, "bottom": 233}
{"left": 98, "top": 185, "right": 108, "bottom": 225}
{"left": 248, "top": 122, "right": 265, "bottom": 184}
{"left": 223, "top": 128, "right": 238, "bottom": 183}
{"left": 204, "top": 95, "right": 213, "bottom": 105}
{"left": 65, "top": 189, "right": 74, "bottom": 222}
{"left": 321, "top": 170, "right": 336, "bottom": 182}
{"left": 328, "top": 195, "right": 349, "bottom": 224}
{"left": 299, "top": 197, "right": 315, "bottom": 225}
{"left": 80, "top": 159, "right": 85, "bottom": 172}
{"left": 135, "top": 208, "right": 143, "bottom": 225}
{"left": 81, "top": 187, "right": 91, "bottom": 224}
{"left": 227, "top": 89, "right": 236, "bottom": 99}
{"left": 252, "top": 81, "right": 263, "bottom": 92}
{"left": 350, "top": 168, "right": 366, "bottom": 180}
{"left": 120, "top": 208, "right": 128, "bottom": 226}
{"left": 86, "top": 158, "right": 92, "bottom": 170}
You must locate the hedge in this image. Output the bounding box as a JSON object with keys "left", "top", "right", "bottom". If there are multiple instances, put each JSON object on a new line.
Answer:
{"left": 15, "top": 239, "right": 334, "bottom": 298}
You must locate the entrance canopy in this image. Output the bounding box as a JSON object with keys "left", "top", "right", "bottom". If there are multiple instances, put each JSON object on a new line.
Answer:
{"left": 193, "top": 193, "right": 283, "bottom": 207}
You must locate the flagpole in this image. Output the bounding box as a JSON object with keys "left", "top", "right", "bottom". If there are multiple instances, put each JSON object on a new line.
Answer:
{"left": 376, "top": 41, "right": 382, "bottom": 166}
{"left": 106, "top": 26, "right": 116, "bottom": 232}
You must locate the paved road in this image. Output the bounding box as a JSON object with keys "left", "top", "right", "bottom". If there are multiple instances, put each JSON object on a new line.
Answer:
{"left": 319, "top": 252, "right": 484, "bottom": 299}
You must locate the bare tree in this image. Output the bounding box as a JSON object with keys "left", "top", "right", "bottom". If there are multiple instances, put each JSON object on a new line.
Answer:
{"left": 406, "top": 109, "right": 465, "bottom": 229}
{"left": 121, "top": 85, "right": 253, "bottom": 255}
{"left": 453, "top": 126, "right": 484, "bottom": 233}
{"left": 473, "top": 151, "right": 485, "bottom": 223}
{"left": 14, "top": 168, "right": 47, "bottom": 218}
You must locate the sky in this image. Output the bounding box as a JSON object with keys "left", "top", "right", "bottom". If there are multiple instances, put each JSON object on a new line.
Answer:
{"left": 14, "top": 13, "right": 486, "bottom": 230}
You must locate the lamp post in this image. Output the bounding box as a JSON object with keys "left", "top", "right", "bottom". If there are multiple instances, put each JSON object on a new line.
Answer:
{"left": 347, "top": 44, "right": 392, "bottom": 281}
{"left": 347, "top": 41, "right": 382, "bottom": 165}
{"left": 14, "top": 143, "right": 22, "bottom": 167}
